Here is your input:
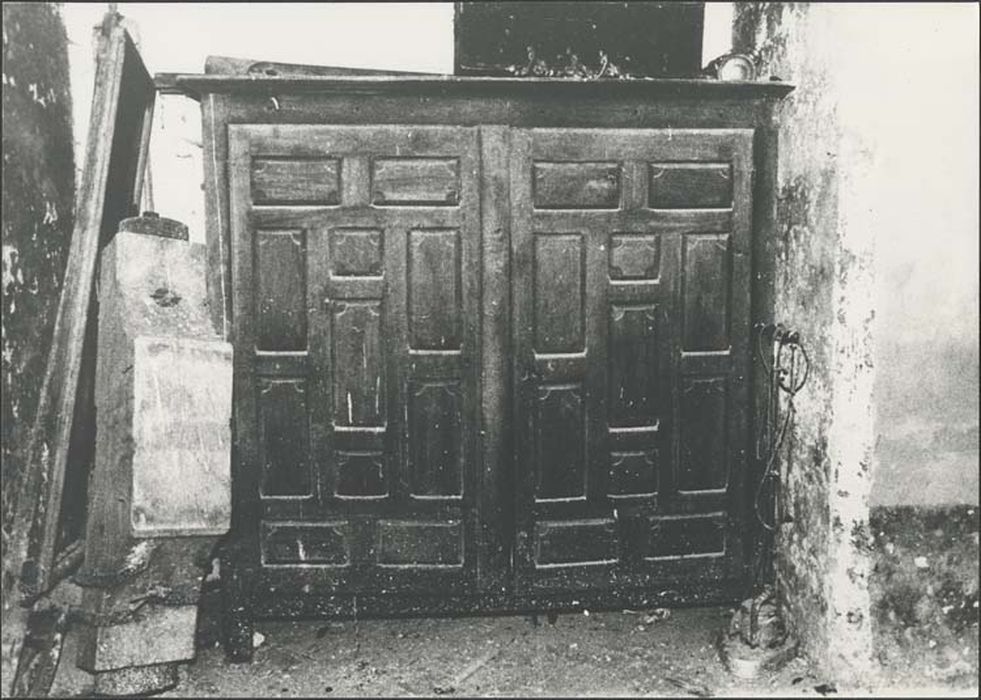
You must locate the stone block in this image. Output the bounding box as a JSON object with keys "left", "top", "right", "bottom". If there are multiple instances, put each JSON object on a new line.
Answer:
{"left": 131, "top": 336, "right": 232, "bottom": 537}
{"left": 77, "top": 605, "right": 197, "bottom": 672}
{"left": 92, "top": 662, "right": 179, "bottom": 696}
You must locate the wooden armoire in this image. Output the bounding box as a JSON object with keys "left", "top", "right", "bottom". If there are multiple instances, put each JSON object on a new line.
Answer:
{"left": 167, "top": 67, "right": 792, "bottom": 658}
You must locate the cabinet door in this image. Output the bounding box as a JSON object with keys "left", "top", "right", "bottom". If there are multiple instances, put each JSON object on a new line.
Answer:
{"left": 510, "top": 128, "right": 754, "bottom": 597}
{"left": 229, "top": 125, "right": 492, "bottom": 598}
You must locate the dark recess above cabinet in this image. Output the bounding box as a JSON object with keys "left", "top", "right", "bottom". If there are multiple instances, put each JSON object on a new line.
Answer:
{"left": 454, "top": 1, "right": 705, "bottom": 78}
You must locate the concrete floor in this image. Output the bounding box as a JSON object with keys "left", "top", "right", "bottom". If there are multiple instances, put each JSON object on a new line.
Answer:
{"left": 46, "top": 604, "right": 977, "bottom": 698}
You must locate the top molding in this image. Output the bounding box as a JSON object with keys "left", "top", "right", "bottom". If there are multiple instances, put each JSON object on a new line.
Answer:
{"left": 154, "top": 73, "right": 795, "bottom": 101}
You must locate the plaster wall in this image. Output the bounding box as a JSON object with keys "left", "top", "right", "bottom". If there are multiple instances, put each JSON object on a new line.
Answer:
{"left": 733, "top": 1, "right": 978, "bottom": 688}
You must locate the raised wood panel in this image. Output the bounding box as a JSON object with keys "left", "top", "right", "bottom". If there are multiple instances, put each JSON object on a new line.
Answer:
{"left": 255, "top": 230, "right": 307, "bottom": 351}
{"left": 408, "top": 381, "right": 464, "bottom": 498}
{"left": 533, "top": 161, "right": 621, "bottom": 209}
{"left": 533, "top": 519, "right": 617, "bottom": 567}
{"left": 329, "top": 228, "right": 382, "bottom": 277}
{"left": 683, "top": 233, "right": 731, "bottom": 351}
{"left": 649, "top": 162, "right": 732, "bottom": 209}
{"left": 335, "top": 451, "right": 387, "bottom": 499}
{"left": 644, "top": 514, "right": 725, "bottom": 559}
{"left": 251, "top": 157, "right": 341, "bottom": 205}
{"left": 609, "top": 450, "right": 658, "bottom": 498}
{"left": 258, "top": 379, "right": 311, "bottom": 498}
{"left": 609, "top": 304, "right": 659, "bottom": 428}
{"left": 679, "top": 377, "right": 728, "bottom": 492}
{"left": 376, "top": 521, "right": 464, "bottom": 567}
{"left": 262, "top": 522, "right": 350, "bottom": 565}
{"left": 535, "top": 384, "right": 586, "bottom": 501}
{"left": 534, "top": 234, "right": 585, "bottom": 353}
{"left": 372, "top": 157, "right": 460, "bottom": 206}
{"left": 408, "top": 229, "right": 462, "bottom": 350}
{"left": 331, "top": 302, "right": 385, "bottom": 427}
{"left": 609, "top": 234, "right": 660, "bottom": 280}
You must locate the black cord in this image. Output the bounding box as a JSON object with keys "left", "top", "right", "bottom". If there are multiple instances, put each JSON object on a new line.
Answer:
{"left": 750, "top": 324, "right": 809, "bottom": 595}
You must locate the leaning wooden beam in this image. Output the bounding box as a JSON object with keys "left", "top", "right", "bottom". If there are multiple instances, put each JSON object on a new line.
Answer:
{"left": 1, "top": 11, "right": 154, "bottom": 695}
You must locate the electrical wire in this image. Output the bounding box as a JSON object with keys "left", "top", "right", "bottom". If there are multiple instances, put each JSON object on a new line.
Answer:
{"left": 749, "top": 323, "right": 809, "bottom": 596}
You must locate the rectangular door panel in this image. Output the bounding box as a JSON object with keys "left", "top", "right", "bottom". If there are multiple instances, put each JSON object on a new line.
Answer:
{"left": 534, "top": 384, "right": 587, "bottom": 501}
{"left": 534, "top": 234, "right": 585, "bottom": 353}
{"left": 512, "top": 127, "right": 754, "bottom": 596}
{"left": 257, "top": 379, "right": 311, "bottom": 499}
{"left": 407, "top": 229, "right": 462, "bottom": 351}
{"left": 229, "top": 124, "right": 488, "bottom": 598}
{"left": 407, "top": 380, "right": 465, "bottom": 498}
{"left": 255, "top": 229, "right": 307, "bottom": 351}
{"left": 331, "top": 301, "right": 385, "bottom": 427}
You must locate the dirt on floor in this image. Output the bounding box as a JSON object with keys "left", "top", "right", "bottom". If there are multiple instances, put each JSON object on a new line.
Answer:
{"left": 869, "top": 505, "right": 980, "bottom": 690}
{"left": 48, "top": 601, "right": 974, "bottom": 698}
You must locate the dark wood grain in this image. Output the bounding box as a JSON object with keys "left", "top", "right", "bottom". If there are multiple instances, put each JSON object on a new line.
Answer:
{"left": 255, "top": 230, "right": 307, "bottom": 351}
{"left": 262, "top": 522, "right": 350, "bottom": 566}
{"left": 205, "top": 79, "right": 785, "bottom": 626}
{"left": 407, "top": 229, "right": 462, "bottom": 350}
{"left": 609, "top": 304, "right": 659, "bottom": 427}
{"left": 650, "top": 162, "right": 733, "bottom": 209}
{"left": 228, "top": 124, "right": 484, "bottom": 605}
{"left": 534, "top": 385, "right": 587, "bottom": 500}
{"left": 164, "top": 74, "right": 795, "bottom": 101}
{"left": 679, "top": 377, "right": 729, "bottom": 492}
{"left": 331, "top": 302, "right": 385, "bottom": 427}
{"left": 532, "top": 161, "right": 620, "bottom": 209}
{"left": 682, "top": 233, "right": 731, "bottom": 351}
{"left": 251, "top": 157, "right": 340, "bottom": 205}
{"left": 533, "top": 234, "right": 585, "bottom": 352}
{"left": 335, "top": 452, "right": 387, "bottom": 498}
{"left": 372, "top": 158, "right": 460, "bottom": 206}
{"left": 408, "top": 381, "right": 464, "bottom": 498}
{"left": 258, "top": 379, "right": 311, "bottom": 497}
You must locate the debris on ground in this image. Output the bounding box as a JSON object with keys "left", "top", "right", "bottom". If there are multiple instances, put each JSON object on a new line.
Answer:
{"left": 665, "top": 676, "right": 713, "bottom": 697}
{"left": 252, "top": 631, "right": 266, "bottom": 649}
{"left": 644, "top": 608, "right": 671, "bottom": 624}
{"left": 50, "top": 607, "right": 835, "bottom": 698}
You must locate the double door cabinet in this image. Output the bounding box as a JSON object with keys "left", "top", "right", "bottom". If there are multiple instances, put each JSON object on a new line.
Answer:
{"left": 185, "top": 75, "right": 791, "bottom": 640}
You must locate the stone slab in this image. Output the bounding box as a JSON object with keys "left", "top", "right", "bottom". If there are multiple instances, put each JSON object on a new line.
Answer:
{"left": 79, "top": 604, "right": 197, "bottom": 672}
{"left": 93, "top": 661, "right": 179, "bottom": 696}
{"left": 130, "top": 336, "right": 232, "bottom": 537}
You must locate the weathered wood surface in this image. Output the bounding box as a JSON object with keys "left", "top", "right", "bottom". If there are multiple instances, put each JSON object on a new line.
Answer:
{"left": 2, "top": 20, "right": 154, "bottom": 696}
{"left": 163, "top": 72, "right": 795, "bottom": 101}
{"left": 228, "top": 124, "right": 483, "bottom": 596}
{"left": 199, "top": 79, "right": 791, "bottom": 639}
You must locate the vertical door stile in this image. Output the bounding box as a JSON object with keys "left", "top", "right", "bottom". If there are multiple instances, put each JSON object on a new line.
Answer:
{"left": 477, "top": 124, "right": 512, "bottom": 596}
{"left": 227, "top": 127, "right": 261, "bottom": 534}
{"left": 508, "top": 128, "right": 533, "bottom": 593}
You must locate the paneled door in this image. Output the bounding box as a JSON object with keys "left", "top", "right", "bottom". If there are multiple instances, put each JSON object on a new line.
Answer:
{"left": 228, "top": 125, "right": 497, "bottom": 598}
{"left": 510, "top": 128, "right": 755, "bottom": 598}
